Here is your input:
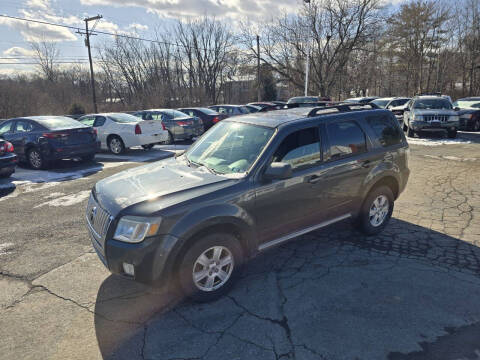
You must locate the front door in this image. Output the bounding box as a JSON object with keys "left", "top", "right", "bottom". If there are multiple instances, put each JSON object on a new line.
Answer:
{"left": 254, "top": 127, "right": 325, "bottom": 244}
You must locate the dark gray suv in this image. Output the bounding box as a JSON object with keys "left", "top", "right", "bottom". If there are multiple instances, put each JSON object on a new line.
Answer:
{"left": 86, "top": 104, "right": 410, "bottom": 302}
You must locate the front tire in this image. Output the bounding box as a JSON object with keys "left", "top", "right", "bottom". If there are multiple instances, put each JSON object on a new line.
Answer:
{"left": 406, "top": 122, "right": 415, "bottom": 138}
{"left": 447, "top": 129, "right": 457, "bottom": 139}
{"left": 356, "top": 185, "right": 394, "bottom": 236}
{"left": 108, "top": 136, "right": 125, "bottom": 154}
{"left": 178, "top": 233, "right": 243, "bottom": 302}
{"left": 81, "top": 154, "right": 95, "bottom": 162}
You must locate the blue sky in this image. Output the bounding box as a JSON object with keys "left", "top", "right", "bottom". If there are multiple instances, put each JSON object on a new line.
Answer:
{"left": 0, "top": 0, "right": 303, "bottom": 76}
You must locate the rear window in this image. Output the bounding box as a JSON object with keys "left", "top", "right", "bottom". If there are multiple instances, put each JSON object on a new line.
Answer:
{"left": 367, "top": 115, "right": 403, "bottom": 147}
{"left": 327, "top": 121, "right": 367, "bottom": 160}
{"left": 171, "top": 110, "right": 189, "bottom": 118}
{"left": 188, "top": 108, "right": 217, "bottom": 115}
{"left": 109, "top": 113, "right": 139, "bottom": 123}
{"left": 35, "top": 117, "right": 86, "bottom": 130}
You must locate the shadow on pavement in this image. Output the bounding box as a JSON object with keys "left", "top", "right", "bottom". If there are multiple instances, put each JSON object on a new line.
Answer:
{"left": 94, "top": 218, "right": 480, "bottom": 360}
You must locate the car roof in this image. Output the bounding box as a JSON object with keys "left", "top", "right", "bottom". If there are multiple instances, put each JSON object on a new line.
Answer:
{"left": 210, "top": 104, "right": 243, "bottom": 107}
{"left": 413, "top": 96, "right": 449, "bottom": 100}
{"left": 13, "top": 115, "right": 73, "bottom": 121}
{"left": 457, "top": 97, "right": 480, "bottom": 101}
{"left": 223, "top": 107, "right": 390, "bottom": 128}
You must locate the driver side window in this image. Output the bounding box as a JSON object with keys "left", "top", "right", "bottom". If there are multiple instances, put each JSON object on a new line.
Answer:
{"left": 273, "top": 127, "right": 321, "bottom": 171}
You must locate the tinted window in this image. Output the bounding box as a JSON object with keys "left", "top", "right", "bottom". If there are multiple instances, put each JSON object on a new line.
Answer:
{"left": 16, "top": 120, "right": 34, "bottom": 132}
{"left": 94, "top": 116, "right": 106, "bottom": 127}
{"left": 367, "top": 115, "right": 402, "bottom": 147}
{"left": 0, "top": 121, "right": 13, "bottom": 135}
{"left": 327, "top": 121, "right": 367, "bottom": 160}
{"left": 273, "top": 128, "right": 321, "bottom": 171}
{"left": 35, "top": 116, "right": 86, "bottom": 130}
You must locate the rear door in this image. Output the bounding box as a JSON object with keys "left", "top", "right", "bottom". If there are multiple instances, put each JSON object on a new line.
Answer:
{"left": 318, "top": 118, "right": 372, "bottom": 217}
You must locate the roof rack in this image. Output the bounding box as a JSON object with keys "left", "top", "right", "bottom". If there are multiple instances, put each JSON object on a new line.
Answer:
{"left": 307, "top": 103, "right": 378, "bottom": 117}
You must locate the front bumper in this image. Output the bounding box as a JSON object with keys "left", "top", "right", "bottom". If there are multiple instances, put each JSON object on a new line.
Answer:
{"left": 86, "top": 196, "right": 178, "bottom": 286}
{"left": 410, "top": 120, "right": 459, "bottom": 132}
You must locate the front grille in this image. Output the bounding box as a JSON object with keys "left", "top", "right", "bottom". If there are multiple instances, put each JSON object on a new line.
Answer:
{"left": 86, "top": 194, "right": 112, "bottom": 239}
{"left": 423, "top": 115, "right": 449, "bottom": 122}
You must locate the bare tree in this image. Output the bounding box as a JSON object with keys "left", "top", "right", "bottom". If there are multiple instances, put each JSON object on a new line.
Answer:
{"left": 30, "top": 40, "right": 60, "bottom": 82}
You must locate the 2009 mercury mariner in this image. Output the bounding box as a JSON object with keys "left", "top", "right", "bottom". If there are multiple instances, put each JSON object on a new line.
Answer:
{"left": 86, "top": 103, "right": 410, "bottom": 302}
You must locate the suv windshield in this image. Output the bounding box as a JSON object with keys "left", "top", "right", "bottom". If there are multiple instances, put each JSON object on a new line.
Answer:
{"left": 185, "top": 121, "right": 274, "bottom": 175}
{"left": 109, "top": 113, "right": 139, "bottom": 123}
{"left": 413, "top": 99, "right": 452, "bottom": 110}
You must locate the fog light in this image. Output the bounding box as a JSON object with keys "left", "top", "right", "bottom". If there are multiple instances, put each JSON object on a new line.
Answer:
{"left": 123, "top": 263, "right": 135, "bottom": 276}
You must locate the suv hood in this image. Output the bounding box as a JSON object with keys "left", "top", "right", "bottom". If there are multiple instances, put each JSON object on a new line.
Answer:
{"left": 412, "top": 109, "right": 457, "bottom": 116}
{"left": 95, "top": 157, "right": 234, "bottom": 216}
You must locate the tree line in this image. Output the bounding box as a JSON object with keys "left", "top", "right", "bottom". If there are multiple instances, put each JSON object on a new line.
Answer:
{"left": 1, "top": 0, "right": 479, "bottom": 119}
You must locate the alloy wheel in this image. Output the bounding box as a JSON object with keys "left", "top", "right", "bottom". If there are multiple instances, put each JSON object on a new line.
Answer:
{"left": 109, "top": 138, "right": 122, "bottom": 154}
{"left": 192, "top": 246, "right": 234, "bottom": 292}
{"left": 369, "top": 195, "right": 389, "bottom": 227}
{"left": 29, "top": 150, "right": 42, "bottom": 169}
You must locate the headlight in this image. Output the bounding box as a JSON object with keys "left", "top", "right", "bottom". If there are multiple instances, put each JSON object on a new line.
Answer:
{"left": 113, "top": 216, "right": 161, "bottom": 243}
{"left": 450, "top": 115, "right": 459, "bottom": 122}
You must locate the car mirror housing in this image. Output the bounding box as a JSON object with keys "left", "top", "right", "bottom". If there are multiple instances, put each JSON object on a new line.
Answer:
{"left": 264, "top": 162, "right": 292, "bottom": 180}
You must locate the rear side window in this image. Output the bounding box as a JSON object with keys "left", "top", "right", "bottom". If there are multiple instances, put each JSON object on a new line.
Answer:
{"left": 94, "top": 116, "right": 106, "bottom": 127}
{"left": 16, "top": 120, "right": 34, "bottom": 132}
{"left": 327, "top": 121, "right": 367, "bottom": 160}
{"left": 367, "top": 115, "right": 403, "bottom": 147}
{"left": 273, "top": 127, "right": 321, "bottom": 171}
{"left": 79, "top": 116, "right": 95, "bottom": 126}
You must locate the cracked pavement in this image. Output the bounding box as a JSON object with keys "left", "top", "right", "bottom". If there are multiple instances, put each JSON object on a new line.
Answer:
{"left": 1, "top": 133, "right": 480, "bottom": 360}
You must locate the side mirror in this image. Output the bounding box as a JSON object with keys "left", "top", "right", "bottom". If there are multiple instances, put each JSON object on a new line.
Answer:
{"left": 454, "top": 107, "right": 460, "bottom": 111}
{"left": 264, "top": 162, "right": 292, "bottom": 180}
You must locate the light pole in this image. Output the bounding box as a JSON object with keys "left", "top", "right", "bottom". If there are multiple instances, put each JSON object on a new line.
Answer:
{"left": 304, "top": 0, "right": 311, "bottom": 97}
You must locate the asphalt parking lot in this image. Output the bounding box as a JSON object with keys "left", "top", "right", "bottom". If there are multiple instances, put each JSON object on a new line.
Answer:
{"left": 1, "top": 133, "right": 480, "bottom": 360}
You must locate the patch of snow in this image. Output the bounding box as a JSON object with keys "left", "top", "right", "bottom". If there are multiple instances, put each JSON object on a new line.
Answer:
{"left": 0, "top": 242, "right": 15, "bottom": 256}
{"left": 407, "top": 138, "right": 472, "bottom": 146}
{"left": 34, "top": 190, "right": 91, "bottom": 209}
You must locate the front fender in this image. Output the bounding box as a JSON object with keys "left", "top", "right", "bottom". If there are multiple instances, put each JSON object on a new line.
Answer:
{"left": 168, "top": 203, "right": 256, "bottom": 247}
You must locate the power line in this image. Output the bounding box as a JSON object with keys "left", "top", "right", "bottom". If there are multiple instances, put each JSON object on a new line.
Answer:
{"left": 0, "top": 14, "right": 232, "bottom": 52}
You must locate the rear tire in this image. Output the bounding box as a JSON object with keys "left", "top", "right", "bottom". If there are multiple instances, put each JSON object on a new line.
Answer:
{"left": 356, "top": 185, "right": 394, "bottom": 236}
{"left": 142, "top": 144, "right": 154, "bottom": 150}
{"left": 447, "top": 130, "right": 457, "bottom": 139}
{"left": 108, "top": 136, "right": 125, "bottom": 154}
{"left": 27, "top": 148, "right": 48, "bottom": 170}
{"left": 165, "top": 131, "right": 174, "bottom": 145}
{"left": 0, "top": 170, "right": 13, "bottom": 178}
{"left": 178, "top": 233, "right": 243, "bottom": 303}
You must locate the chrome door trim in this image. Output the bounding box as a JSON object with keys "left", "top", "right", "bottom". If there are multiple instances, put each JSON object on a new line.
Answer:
{"left": 258, "top": 213, "right": 351, "bottom": 251}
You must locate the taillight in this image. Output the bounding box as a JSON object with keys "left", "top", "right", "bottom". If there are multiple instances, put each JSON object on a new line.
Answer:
{"left": 2, "top": 141, "right": 14, "bottom": 153}
{"left": 135, "top": 124, "right": 142, "bottom": 134}
{"left": 177, "top": 121, "right": 191, "bottom": 126}
{"left": 92, "top": 128, "right": 97, "bottom": 137}
{"left": 212, "top": 116, "right": 220, "bottom": 124}
{"left": 161, "top": 122, "right": 166, "bottom": 131}
{"left": 42, "top": 132, "right": 68, "bottom": 139}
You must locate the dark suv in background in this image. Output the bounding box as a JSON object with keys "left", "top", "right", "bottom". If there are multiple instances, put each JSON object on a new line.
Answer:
{"left": 86, "top": 104, "right": 410, "bottom": 302}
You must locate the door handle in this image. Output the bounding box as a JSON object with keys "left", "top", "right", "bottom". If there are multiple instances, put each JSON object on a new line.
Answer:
{"left": 361, "top": 160, "right": 371, "bottom": 168}
{"left": 307, "top": 174, "right": 321, "bottom": 184}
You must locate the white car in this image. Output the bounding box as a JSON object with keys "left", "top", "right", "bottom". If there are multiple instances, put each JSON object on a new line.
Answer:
{"left": 78, "top": 113, "right": 168, "bottom": 154}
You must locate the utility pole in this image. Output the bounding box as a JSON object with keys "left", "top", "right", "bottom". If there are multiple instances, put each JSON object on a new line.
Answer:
{"left": 304, "top": 0, "right": 311, "bottom": 97}
{"left": 84, "top": 15, "right": 102, "bottom": 113}
{"left": 256, "top": 35, "right": 261, "bottom": 101}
